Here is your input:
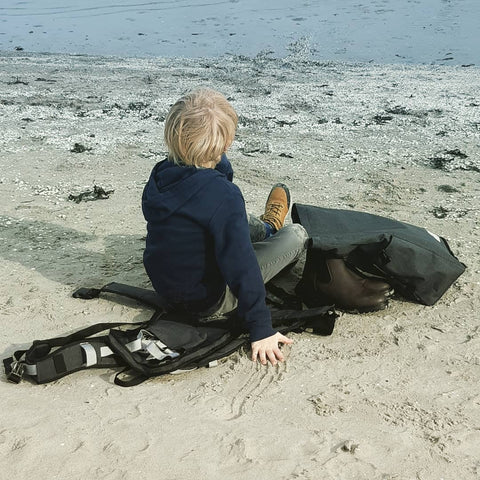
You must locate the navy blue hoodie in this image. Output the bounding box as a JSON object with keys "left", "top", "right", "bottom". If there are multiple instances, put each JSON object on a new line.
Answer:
{"left": 142, "top": 155, "right": 275, "bottom": 342}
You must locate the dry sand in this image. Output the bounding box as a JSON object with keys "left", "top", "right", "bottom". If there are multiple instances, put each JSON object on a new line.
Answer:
{"left": 0, "top": 51, "right": 479, "bottom": 480}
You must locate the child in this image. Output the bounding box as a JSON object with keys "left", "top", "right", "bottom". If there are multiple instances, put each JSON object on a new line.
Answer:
{"left": 142, "top": 88, "right": 308, "bottom": 366}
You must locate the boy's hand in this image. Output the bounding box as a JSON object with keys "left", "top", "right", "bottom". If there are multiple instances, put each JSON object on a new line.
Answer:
{"left": 251, "top": 332, "right": 293, "bottom": 366}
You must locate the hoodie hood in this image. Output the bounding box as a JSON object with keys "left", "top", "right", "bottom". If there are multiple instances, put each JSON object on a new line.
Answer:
{"left": 142, "top": 159, "right": 223, "bottom": 222}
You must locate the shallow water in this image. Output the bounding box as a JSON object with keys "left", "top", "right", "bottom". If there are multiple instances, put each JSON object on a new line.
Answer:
{"left": 0, "top": 0, "right": 478, "bottom": 64}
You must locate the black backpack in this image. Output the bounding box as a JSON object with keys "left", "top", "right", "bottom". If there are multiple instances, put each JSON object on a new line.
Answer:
{"left": 4, "top": 282, "right": 336, "bottom": 387}
{"left": 292, "top": 203, "right": 466, "bottom": 305}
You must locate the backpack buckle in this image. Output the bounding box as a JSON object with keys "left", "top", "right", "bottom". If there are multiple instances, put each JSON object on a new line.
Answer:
{"left": 7, "top": 361, "right": 25, "bottom": 384}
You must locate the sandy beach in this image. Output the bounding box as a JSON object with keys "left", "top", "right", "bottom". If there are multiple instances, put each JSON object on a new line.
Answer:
{"left": 0, "top": 51, "right": 479, "bottom": 479}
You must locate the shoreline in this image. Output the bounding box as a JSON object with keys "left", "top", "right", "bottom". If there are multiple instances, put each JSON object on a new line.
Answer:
{"left": 2, "top": 48, "right": 480, "bottom": 67}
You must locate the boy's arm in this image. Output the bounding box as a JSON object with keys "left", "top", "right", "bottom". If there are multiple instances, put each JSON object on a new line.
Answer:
{"left": 209, "top": 188, "right": 274, "bottom": 342}
{"left": 215, "top": 153, "right": 234, "bottom": 182}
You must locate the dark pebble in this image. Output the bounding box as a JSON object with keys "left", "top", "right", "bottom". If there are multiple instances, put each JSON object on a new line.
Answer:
{"left": 70, "top": 143, "right": 92, "bottom": 153}
{"left": 275, "top": 119, "right": 298, "bottom": 127}
{"left": 68, "top": 185, "right": 114, "bottom": 203}
{"left": 445, "top": 149, "right": 468, "bottom": 159}
{"left": 373, "top": 114, "right": 393, "bottom": 124}
{"left": 430, "top": 156, "right": 451, "bottom": 170}
{"left": 385, "top": 106, "right": 409, "bottom": 115}
{"left": 432, "top": 206, "right": 449, "bottom": 219}
{"left": 437, "top": 185, "right": 459, "bottom": 193}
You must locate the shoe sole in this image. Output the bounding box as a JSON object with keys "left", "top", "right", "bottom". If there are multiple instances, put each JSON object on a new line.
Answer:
{"left": 339, "top": 300, "right": 389, "bottom": 313}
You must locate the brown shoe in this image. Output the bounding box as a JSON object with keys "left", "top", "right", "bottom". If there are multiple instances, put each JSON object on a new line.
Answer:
{"left": 361, "top": 276, "right": 393, "bottom": 294}
{"left": 260, "top": 183, "right": 290, "bottom": 231}
{"left": 296, "top": 256, "right": 390, "bottom": 312}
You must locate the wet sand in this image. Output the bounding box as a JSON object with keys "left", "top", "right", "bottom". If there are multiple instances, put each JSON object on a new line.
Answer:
{"left": 0, "top": 51, "right": 479, "bottom": 479}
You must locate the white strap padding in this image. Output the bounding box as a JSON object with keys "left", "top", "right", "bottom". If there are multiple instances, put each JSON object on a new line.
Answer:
{"left": 145, "top": 339, "right": 170, "bottom": 361}
{"left": 13, "top": 353, "right": 37, "bottom": 376}
{"left": 125, "top": 338, "right": 142, "bottom": 353}
{"left": 80, "top": 342, "right": 98, "bottom": 367}
{"left": 24, "top": 364, "right": 37, "bottom": 375}
{"left": 100, "top": 346, "right": 114, "bottom": 357}
{"left": 125, "top": 330, "right": 180, "bottom": 361}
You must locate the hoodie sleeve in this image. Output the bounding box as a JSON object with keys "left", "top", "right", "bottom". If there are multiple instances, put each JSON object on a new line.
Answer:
{"left": 215, "top": 153, "right": 234, "bottom": 182}
{"left": 209, "top": 187, "right": 275, "bottom": 342}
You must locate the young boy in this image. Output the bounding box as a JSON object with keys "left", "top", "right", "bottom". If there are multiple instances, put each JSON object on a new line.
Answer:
{"left": 142, "top": 88, "right": 308, "bottom": 366}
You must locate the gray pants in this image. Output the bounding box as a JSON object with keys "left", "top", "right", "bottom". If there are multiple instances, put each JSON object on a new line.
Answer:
{"left": 209, "top": 222, "right": 309, "bottom": 316}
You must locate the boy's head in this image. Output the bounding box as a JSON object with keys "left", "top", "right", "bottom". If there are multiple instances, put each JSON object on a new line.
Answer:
{"left": 164, "top": 88, "right": 238, "bottom": 167}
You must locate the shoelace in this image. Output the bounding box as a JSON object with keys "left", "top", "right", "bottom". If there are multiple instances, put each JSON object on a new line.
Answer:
{"left": 264, "top": 203, "right": 285, "bottom": 218}
{"left": 262, "top": 202, "right": 287, "bottom": 230}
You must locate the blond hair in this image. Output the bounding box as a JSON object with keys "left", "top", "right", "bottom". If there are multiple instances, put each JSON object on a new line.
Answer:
{"left": 164, "top": 88, "right": 238, "bottom": 167}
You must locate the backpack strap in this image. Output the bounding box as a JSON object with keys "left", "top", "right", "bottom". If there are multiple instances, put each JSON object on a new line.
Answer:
{"left": 73, "top": 282, "right": 166, "bottom": 310}
{"left": 266, "top": 282, "right": 303, "bottom": 310}
{"left": 74, "top": 282, "right": 337, "bottom": 336}
{"left": 4, "top": 319, "right": 145, "bottom": 384}
{"left": 272, "top": 305, "right": 337, "bottom": 336}
{"left": 5, "top": 282, "right": 337, "bottom": 386}
{"left": 267, "top": 283, "right": 337, "bottom": 335}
